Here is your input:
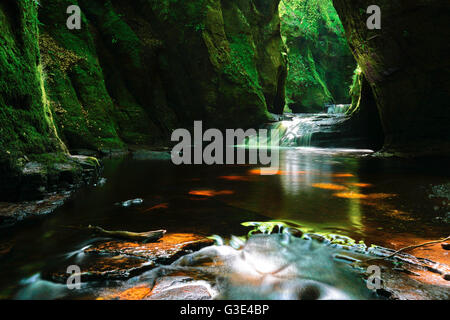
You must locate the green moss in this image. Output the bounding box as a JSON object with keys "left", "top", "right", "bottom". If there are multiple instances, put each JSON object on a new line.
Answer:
{"left": 228, "top": 35, "right": 261, "bottom": 90}
{"left": 0, "top": 0, "right": 65, "bottom": 160}
{"left": 2, "top": 0, "right": 288, "bottom": 164}
{"left": 348, "top": 65, "right": 362, "bottom": 114}
{"left": 280, "top": 0, "right": 356, "bottom": 112}
{"left": 149, "top": 0, "right": 207, "bottom": 29}
{"left": 39, "top": 0, "right": 126, "bottom": 151}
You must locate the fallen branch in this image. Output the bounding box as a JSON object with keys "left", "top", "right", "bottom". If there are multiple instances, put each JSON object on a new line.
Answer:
{"left": 364, "top": 236, "right": 450, "bottom": 262}
{"left": 61, "top": 225, "right": 166, "bottom": 242}
{"left": 88, "top": 225, "right": 166, "bottom": 242}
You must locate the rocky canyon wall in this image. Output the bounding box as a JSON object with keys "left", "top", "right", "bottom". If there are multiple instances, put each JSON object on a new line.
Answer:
{"left": 0, "top": 0, "right": 287, "bottom": 199}
{"left": 333, "top": 0, "right": 450, "bottom": 156}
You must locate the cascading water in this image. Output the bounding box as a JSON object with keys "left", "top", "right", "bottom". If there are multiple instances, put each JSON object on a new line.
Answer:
{"left": 326, "top": 104, "right": 351, "bottom": 114}
{"left": 274, "top": 115, "right": 318, "bottom": 147}
{"left": 244, "top": 113, "right": 350, "bottom": 148}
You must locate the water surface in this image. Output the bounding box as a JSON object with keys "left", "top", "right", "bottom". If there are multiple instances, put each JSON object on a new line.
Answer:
{"left": 0, "top": 118, "right": 449, "bottom": 299}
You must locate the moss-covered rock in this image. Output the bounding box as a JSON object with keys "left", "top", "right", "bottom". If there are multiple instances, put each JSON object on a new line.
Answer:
{"left": 333, "top": 0, "right": 450, "bottom": 156}
{"left": 39, "top": 0, "right": 129, "bottom": 151}
{"left": 0, "top": 1, "right": 82, "bottom": 200}
{"left": 142, "top": 0, "right": 287, "bottom": 126}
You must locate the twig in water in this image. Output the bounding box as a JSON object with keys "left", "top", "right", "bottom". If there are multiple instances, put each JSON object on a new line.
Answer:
{"left": 364, "top": 236, "right": 450, "bottom": 263}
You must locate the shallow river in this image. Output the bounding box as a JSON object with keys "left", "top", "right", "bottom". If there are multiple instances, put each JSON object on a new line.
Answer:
{"left": 0, "top": 117, "right": 449, "bottom": 299}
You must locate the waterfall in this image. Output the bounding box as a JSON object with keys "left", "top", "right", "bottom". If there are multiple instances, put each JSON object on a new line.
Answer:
{"left": 243, "top": 114, "right": 319, "bottom": 148}
{"left": 243, "top": 113, "right": 350, "bottom": 148}
{"left": 326, "top": 104, "right": 351, "bottom": 114}
{"left": 278, "top": 116, "right": 317, "bottom": 147}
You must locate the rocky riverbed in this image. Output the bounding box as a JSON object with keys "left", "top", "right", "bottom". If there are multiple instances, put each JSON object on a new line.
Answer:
{"left": 74, "top": 231, "right": 450, "bottom": 300}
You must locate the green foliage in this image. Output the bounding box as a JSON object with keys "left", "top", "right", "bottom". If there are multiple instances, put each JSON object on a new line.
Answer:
{"left": 280, "top": 0, "right": 346, "bottom": 42}
{"left": 228, "top": 35, "right": 261, "bottom": 90}
{"left": 1, "top": 0, "right": 284, "bottom": 163}
{"left": 149, "top": 0, "right": 207, "bottom": 31}
{"left": 242, "top": 220, "right": 361, "bottom": 247}
{"left": 280, "top": 0, "right": 355, "bottom": 111}
{"left": 38, "top": 0, "right": 145, "bottom": 151}
{"left": 349, "top": 65, "right": 362, "bottom": 112}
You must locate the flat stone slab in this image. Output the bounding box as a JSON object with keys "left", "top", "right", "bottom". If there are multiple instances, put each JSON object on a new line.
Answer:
{"left": 132, "top": 150, "right": 171, "bottom": 161}
{"left": 98, "top": 275, "right": 213, "bottom": 300}
{"left": 146, "top": 284, "right": 212, "bottom": 300}
{"left": 46, "top": 233, "right": 214, "bottom": 283}
{"left": 84, "top": 233, "right": 214, "bottom": 262}
{"left": 48, "top": 255, "right": 155, "bottom": 282}
{"left": 0, "top": 192, "right": 71, "bottom": 226}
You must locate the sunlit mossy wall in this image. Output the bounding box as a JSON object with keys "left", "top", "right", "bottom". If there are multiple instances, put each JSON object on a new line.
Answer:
{"left": 1, "top": 0, "right": 288, "bottom": 157}
{"left": 0, "top": 1, "right": 65, "bottom": 159}
{"left": 38, "top": 0, "right": 287, "bottom": 151}
{"left": 280, "top": 0, "right": 356, "bottom": 113}
{"left": 0, "top": 0, "right": 288, "bottom": 198}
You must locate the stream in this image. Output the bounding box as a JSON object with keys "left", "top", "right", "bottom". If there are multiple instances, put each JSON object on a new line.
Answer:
{"left": 0, "top": 113, "right": 449, "bottom": 299}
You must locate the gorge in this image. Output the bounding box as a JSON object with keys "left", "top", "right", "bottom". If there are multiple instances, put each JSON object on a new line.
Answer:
{"left": 0, "top": 0, "right": 449, "bottom": 301}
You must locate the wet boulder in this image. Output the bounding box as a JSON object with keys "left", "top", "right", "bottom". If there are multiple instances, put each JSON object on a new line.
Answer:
{"left": 110, "top": 233, "right": 450, "bottom": 300}
{"left": 44, "top": 233, "right": 214, "bottom": 283}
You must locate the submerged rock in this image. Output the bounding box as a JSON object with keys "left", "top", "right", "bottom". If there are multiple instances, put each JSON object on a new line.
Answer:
{"left": 132, "top": 150, "right": 172, "bottom": 161}
{"left": 145, "top": 276, "right": 213, "bottom": 300}
{"left": 430, "top": 183, "right": 450, "bottom": 201}
{"left": 0, "top": 192, "right": 71, "bottom": 227}
{"left": 116, "top": 199, "right": 144, "bottom": 207}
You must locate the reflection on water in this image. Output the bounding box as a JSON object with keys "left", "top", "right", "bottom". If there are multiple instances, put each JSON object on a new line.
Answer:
{"left": 0, "top": 144, "right": 449, "bottom": 299}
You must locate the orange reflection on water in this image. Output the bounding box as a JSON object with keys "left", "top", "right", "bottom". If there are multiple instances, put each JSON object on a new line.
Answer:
{"left": 248, "top": 168, "right": 281, "bottom": 175}
{"left": 188, "top": 197, "right": 207, "bottom": 201}
{"left": 334, "top": 192, "right": 397, "bottom": 200}
{"left": 312, "top": 183, "right": 348, "bottom": 191}
{"left": 331, "top": 173, "right": 355, "bottom": 178}
{"left": 248, "top": 169, "right": 306, "bottom": 176}
{"left": 334, "top": 192, "right": 367, "bottom": 199}
{"left": 365, "top": 193, "right": 397, "bottom": 199}
{"left": 189, "top": 190, "right": 234, "bottom": 197}
{"left": 346, "top": 182, "right": 373, "bottom": 188}
{"left": 219, "top": 176, "right": 251, "bottom": 181}
{"left": 143, "top": 203, "right": 169, "bottom": 212}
